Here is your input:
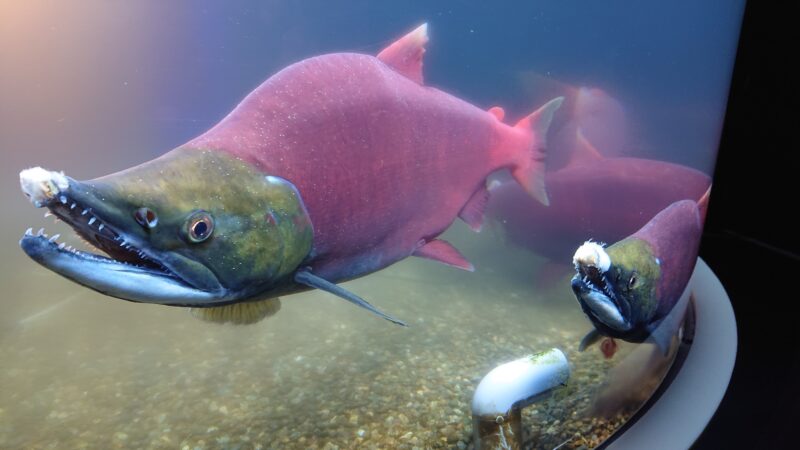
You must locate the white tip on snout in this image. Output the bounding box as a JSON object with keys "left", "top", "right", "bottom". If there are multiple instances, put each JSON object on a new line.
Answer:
{"left": 471, "top": 349, "right": 570, "bottom": 416}
{"left": 19, "top": 167, "right": 69, "bottom": 206}
{"left": 573, "top": 241, "right": 610, "bottom": 273}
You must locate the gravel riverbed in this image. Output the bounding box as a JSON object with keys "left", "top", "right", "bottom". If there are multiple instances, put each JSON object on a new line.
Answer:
{"left": 1, "top": 228, "right": 671, "bottom": 449}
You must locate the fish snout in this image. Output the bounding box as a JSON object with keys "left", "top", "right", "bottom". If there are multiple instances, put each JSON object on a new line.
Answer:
{"left": 20, "top": 167, "right": 72, "bottom": 208}
{"left": 573, "top": 241, "right": 610, "bottom": 273}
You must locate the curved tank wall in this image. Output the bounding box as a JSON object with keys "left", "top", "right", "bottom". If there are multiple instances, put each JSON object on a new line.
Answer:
{"left": 0, "top": 1, "right": 745, "bottom": 448}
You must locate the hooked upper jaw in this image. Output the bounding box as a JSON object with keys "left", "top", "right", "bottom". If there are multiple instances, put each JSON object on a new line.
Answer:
{"left": 18, "top": 167, "right": 225, "bottom": 305}
{"left": 20, "top": 229, "right": 218, "bottom": 304}
{"left": 571, "top": 241, "right": 631, "bottom": 332}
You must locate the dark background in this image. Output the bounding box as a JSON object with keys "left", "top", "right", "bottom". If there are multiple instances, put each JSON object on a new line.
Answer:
{"left": 695, "top": 2, "right": 796, "bottom": 448}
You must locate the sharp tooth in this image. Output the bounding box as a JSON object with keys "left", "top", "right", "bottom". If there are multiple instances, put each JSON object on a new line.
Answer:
{"left": 44, "top": 211, "right": 52, "bottom": 218}
{"left": 25, "top": 227, "right": 33, "bottom": 236}
{"left": 58, "top": 242, "right": 66, "bottom": 250}
{"left": 48, "top": 234, "right": 60, "bottom": 242}
{"left": 70, "top": 203, "right": 76, "bottom": 209}
{"left": 81, "top": 209, "right": 89, "bottom": 215}
{"left": 36, "top": 228, "right": 45, "bottom": 236}
{"left": 98, "top": 224, "right": 105, "bottom": 231}
{"left": 59, "top": 195, "right": 67, "bottom": 204}
{"left": 88, "top": 217, "right": 96, "bottom": 225}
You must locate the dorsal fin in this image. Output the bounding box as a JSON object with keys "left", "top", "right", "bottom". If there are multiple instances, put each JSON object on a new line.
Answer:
{"left": 697, "top": 186, "right": 712, "bottom": 223}
{"left": 488, "top": 106, "right": 505, "bottom": 122}
{"left": 579, "top": 328, "right": 604, "bottom": 352}
{"left": 294, "top": 270, "right": 407, "bottom": 326}
{"left": 567, "top": 127, "right": 604, "bottom": 166}
{"left": 377, "top": 23, "right": 428, "bottom": 84}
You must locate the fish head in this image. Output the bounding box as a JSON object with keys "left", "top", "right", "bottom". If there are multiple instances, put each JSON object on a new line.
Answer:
{"left": 19, "top": 148, "right": 313, "bottom": 306}
{"left": 570, "top": 239, "right": 660, "bottom": 341}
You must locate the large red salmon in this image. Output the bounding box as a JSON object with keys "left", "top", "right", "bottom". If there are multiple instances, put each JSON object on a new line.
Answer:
{"left": 19, "top": 24, "right": 561, "bottom": 325}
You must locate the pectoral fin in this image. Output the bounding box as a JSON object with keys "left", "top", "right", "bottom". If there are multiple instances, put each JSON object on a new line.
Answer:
{"left": 294, "top": 270, "right": 407, "bottom": 327}
{"left": 412, "top": 239, "right": 474, "bottom": 271}
{"left": 579, "top": 328, "right": 604, "bottom": 351}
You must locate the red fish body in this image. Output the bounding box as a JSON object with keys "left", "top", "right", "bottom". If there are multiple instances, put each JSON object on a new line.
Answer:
{"left": 488, "top": 151, "right": 711, "bottom": 264}
{"left": 190, "top": 26, "right": 557, "bottom": 282}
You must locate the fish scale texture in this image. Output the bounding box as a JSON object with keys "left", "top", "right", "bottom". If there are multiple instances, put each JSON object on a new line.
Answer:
{"left": 190, "top": 53, "right": 526, "bottom": 281}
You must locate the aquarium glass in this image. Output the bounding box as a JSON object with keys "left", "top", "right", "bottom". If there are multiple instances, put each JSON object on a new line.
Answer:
{"left": 0, "top": 1, "right": 745, "bottom": 448}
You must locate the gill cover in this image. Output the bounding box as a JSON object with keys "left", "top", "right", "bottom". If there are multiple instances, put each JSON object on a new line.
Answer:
{"left": 603, "top": 238, "right": 662, "bottom": 331}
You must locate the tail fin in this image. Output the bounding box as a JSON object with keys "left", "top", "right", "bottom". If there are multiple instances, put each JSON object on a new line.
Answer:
{"left": 511, "top": 97, "right": 563, "bottom": 206}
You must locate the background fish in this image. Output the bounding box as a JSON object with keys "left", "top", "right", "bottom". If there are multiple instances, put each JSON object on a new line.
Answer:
{"left": 488, "top": 129, "right": 710, "bottom": 266}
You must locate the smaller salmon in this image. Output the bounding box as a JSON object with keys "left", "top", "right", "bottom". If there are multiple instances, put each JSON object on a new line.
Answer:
{"left": 570, "top": 200, "right": 702, "bottom": 353}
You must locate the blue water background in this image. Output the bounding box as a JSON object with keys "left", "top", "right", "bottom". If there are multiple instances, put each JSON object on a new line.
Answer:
{"left": 151, "top": 0, "right": 744, "bottom": 171}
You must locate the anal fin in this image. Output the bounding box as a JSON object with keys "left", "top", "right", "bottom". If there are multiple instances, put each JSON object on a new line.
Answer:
{"left": 190, "top": 298, "right": 281, "bottom": 325}
{"left": 412, "top": 239, "right": 474, "bottom": 272}
{"left": 459, "top": 185, "right": 490, "bottom": 232}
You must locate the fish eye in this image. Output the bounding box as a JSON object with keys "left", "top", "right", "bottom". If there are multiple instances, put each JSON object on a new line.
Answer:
{"left": 186, "top": 211, "right": 214, "bottom": 243}
{"left": 628, "top": 273, "right": 638, "bottom": 289}
{"left": 134, "top": 207, "right": 158, "bottom": 229}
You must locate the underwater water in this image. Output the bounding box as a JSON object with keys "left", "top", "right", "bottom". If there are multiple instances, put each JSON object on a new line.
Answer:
{"left": 1, "top": 1, "right": 744, "bottom": 449}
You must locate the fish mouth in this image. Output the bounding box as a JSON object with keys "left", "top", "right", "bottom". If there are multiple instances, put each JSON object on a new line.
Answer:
{"left": 19, "top": 167, "right": 221, "bottom": 305}
{"left": 571, "top": 241, "right": 631, "bottom": 332}
{"left": 20, "top": 195, "right": 176, "bottom": 278}
{"left": 24, "top": 192, "right": 172, "bottom": 274}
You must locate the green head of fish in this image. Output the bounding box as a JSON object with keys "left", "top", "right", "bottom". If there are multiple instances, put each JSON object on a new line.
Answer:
{"left": 19, "top": 148, "right": 313, "bottom": 307}
{"left": 570, "top": 238, "right": 660, "bottom": 341}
